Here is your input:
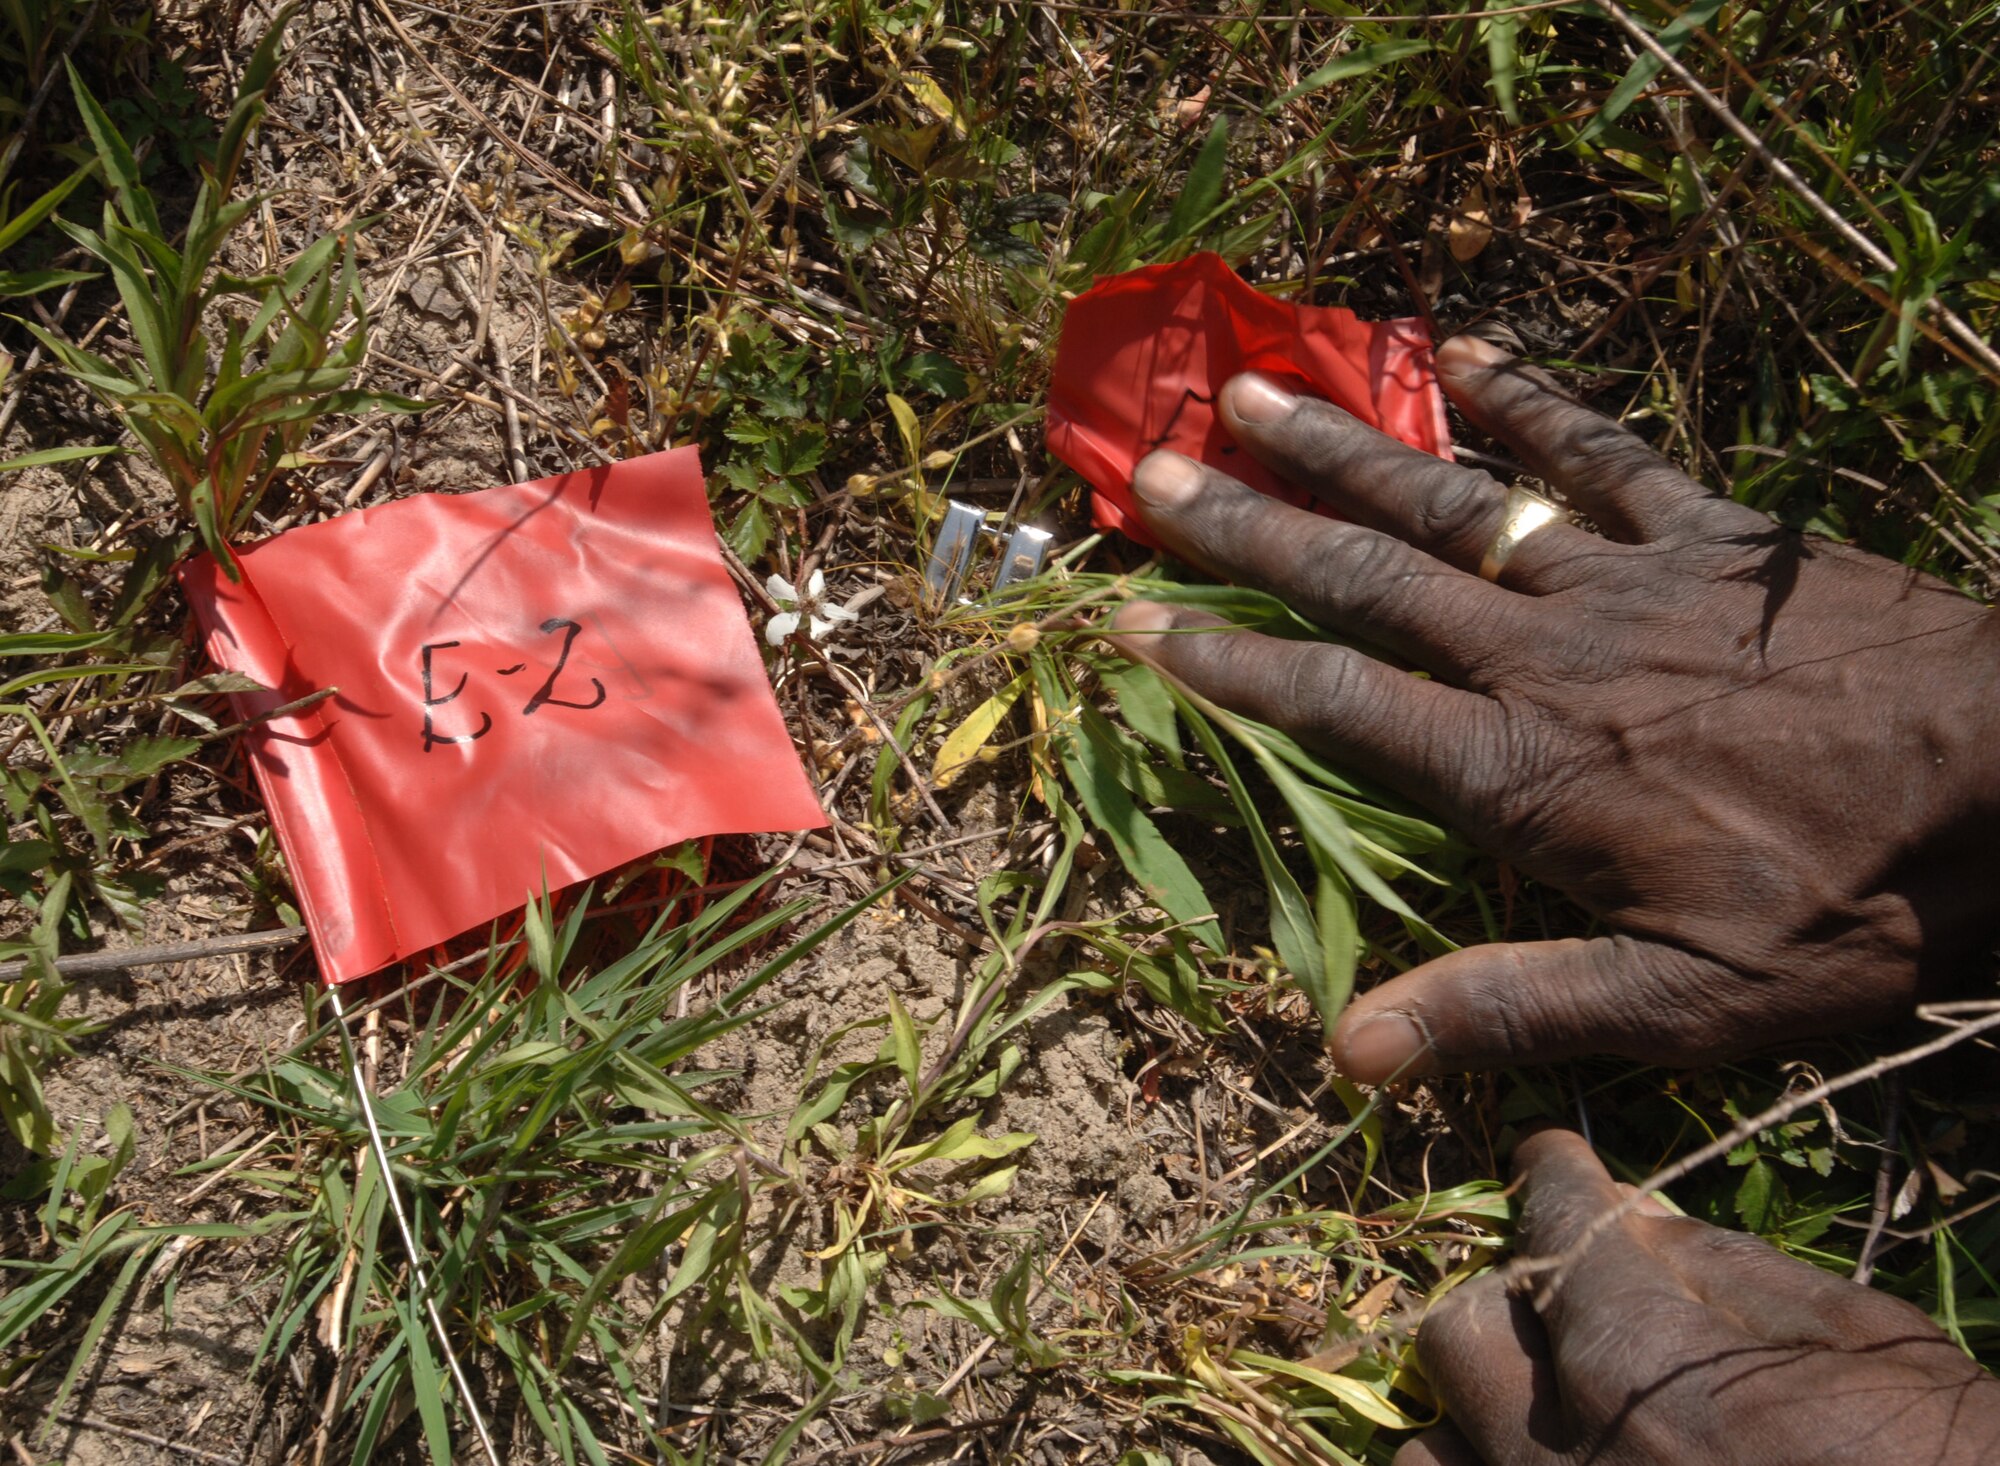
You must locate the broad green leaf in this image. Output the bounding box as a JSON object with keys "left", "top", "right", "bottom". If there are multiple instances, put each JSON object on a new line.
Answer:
{"left": 1100, "top": 660, "right": 1181, "bottom": 764}
{"left": 64, "top": 64, "right": 159, "bottom": 236}
{"left": 96, "top": 734, "right": 200, "bottom": 781}
{"left": 889, "top": 1116, "right": 1035, "bottom": 1168}
{"left": 1166, "top": 116, "right": 1228, "bottom": 245}
{"left": 1055, "top": 688, "right": 1222, "bottom": 951}
{"left": 1484, "top": 9, "right": 1521, "bottom": 125}
{"left": 0, "top": 839, "right": 56, "bottom": 876}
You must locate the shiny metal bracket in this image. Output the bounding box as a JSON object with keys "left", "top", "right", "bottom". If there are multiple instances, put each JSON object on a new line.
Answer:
{"left": 924, "top": 501, "right": 1053, "bottom": 610}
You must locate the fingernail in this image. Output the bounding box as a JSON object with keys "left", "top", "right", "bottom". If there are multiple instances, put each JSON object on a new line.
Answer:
{"left": 1435, "top": 334, "right": 1511, "bottom": 376}
{"left": 1132, "top": 451, "right": 1203, "bottom": 509}
{"left": 1228, "top": 372, "right": 1298, "bottom": 424}
{"left": 1108, "top": 600, "right": 1176, "bottom": 639}
{"left": 1331, "top": 1012, "right": 1426, "bottom": 1083}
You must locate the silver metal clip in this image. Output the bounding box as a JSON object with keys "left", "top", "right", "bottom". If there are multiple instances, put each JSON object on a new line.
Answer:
{"left": 923, "top": 501, "right": 1053, "bottom": 611}
{"left": 992, "top": 524, "right": 1053, "bottom": 593}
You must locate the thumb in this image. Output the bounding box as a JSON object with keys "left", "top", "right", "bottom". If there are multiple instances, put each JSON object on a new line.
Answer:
{"left": 1327, "top": 935, "right": 1733, "bottom": 1082}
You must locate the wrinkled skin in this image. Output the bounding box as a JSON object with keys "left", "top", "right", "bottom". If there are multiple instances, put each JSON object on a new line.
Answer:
{"left": 1106, "top": 338, "right": 2000, "bottom": 1463}
{"left": 1108, "top": 335, "right": 2000, "bottom": 1084}
{"left": 1395, "top": 1131, "right": 2000, "bottom": 1466}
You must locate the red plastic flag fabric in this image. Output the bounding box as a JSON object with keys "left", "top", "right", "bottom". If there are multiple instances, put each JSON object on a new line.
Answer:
{"left": 1045, "top": 252, "right": 1452, "bottom": 542}
{"left": 179, "top": 447, "right": 826, "bottom": 984}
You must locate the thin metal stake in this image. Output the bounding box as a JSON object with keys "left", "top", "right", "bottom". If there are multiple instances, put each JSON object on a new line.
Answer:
{"left": 326, "top": 982, "right": 503, "bottom": 1466}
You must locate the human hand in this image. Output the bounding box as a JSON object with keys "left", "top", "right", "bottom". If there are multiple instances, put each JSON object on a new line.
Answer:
{"left": 1397, "top": 1129, "right": 2000, "bottom": 1466}
{"left": 1107, "top": 336, "right": 2000, "bottom": 1082}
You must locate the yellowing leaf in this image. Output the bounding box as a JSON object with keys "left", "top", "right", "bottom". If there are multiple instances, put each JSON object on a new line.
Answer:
{"left": 900, "top": 74, "right": 967, "bottom": 135}
{"left": 886, "top": 392, "right": 923, "bottom": 473}
{"left": 1233, "top": 1347, "right": 1433, "bottom": 1430}
{"left": 933, "top": 673, "right": 1028, "bottom": 788}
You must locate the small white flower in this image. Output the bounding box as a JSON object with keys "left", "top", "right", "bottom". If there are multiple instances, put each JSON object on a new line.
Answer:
{"left": 765, "top": 567, "right": 863, "bottom": 646}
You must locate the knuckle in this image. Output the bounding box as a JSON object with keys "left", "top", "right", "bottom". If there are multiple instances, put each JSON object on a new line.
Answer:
{"left": 1548, "top": 409, "right": 1659, "bottom": 484}
{"left": 1411, "top": 468, "right": 1502, "bottom": 552}
{"left": 1302, "top": 525, "right": 1416, "bottom": 614}
{"left": 1285, "top": 645, "right": 1373, "bottom": 731}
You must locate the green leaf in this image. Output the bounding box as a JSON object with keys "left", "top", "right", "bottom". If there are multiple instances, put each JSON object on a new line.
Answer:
{"left": 0, "top": 164, "right": 98, "bottom": 256}
{"left": 168, "top": 670, "right": 266, "bottom": 697}
{"left": 1100, "top": 661, "right": 1181, "bottom": 765}
{"left": 64, "top": 63, "right": 159, "bottom": 236}
{"left": 213, "top": 5, "right": 300, "bottom": 198}
{"left": 889, "top": 1116, "right": 1035, "bottom": 1168}
{"left": 885, "top": 392, "right": 922, "bottom": 467}
{"left": 40, "top": 1233, "right": 162, "bottom": 1440}
{"left": 0, "top": 629, "right": 117, "bottom": 656}
{"left": 886, "top": 990, "right": 922, "bottom": 1094}
{"left": 1579, "top": 0, "right": 1725, "bottom": 144}
{"left": 96, "top": 734, "right": 200, "bottom": 782}
{"left": 0, "top": 840, "right": 56, "bottom": 876}
{"left": 724, "top": 497, "right": 771, "bottom": 562}
{"left": 0, "top": 268, "right": 97, "bottom": 298}
{"left": 0, "top": 445, "right": 117, "bottom": 473}
{"left": 399, "top": 1294, "right": 455, "bottom": 1466}
{"left": 1165, "top": 116, "right": 1228, "bottom": 246}
{"left": 899, "top": 351, "right": 968, "bottom": 398}
{"left": 1271, "top": 39, "right": 1433, "bottom": 108}
{"left": 1734, "top": 1156, "right": 1779, "bottom": 1233}
{"left": 1484, "top": 9, "right": 1520, "bottom": 126}
{"left": 1052, "top": 681, "right": 1222, "bottom": 951}
{"left": 1174, "top": 694, "right": 1323, "bottom": 1005}
{"left": 1308, "top": 866, "right": 1359, "bottom": 1032}
{"left": 951, "top": 1164, "right": 1019, "bottom": 1206}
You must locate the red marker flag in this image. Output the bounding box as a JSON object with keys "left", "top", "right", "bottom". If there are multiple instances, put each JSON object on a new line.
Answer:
{"left": 1045, "top": 252, "right": 1452, "bottom": 542}
{"left": 180, "top": 447, "right": 826, "bottom": 984}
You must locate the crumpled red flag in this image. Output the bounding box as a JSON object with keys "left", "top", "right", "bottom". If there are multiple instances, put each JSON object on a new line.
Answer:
{"left": 1045, "top": 251, "right": 1452, "bottom": 542}
{"left": 179, "top": 446, "right": 826, "bottom": 984}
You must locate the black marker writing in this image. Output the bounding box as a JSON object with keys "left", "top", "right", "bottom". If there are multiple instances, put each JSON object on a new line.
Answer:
{"left": 522, "top": 618, "right": 606, "bottom": 715}
{"left": 1144, "top": 387, "right": 1217, "bottom": 455}
{"left": 419, "top": 641, "right": 493, "bottom": 751}
{"left": 418, "top": 618, "right": 608, "bottom": 750}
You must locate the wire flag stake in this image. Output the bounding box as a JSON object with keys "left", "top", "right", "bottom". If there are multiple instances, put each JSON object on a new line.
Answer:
{"left": 327, "top": 981, "right": 503, "bottom": 1466}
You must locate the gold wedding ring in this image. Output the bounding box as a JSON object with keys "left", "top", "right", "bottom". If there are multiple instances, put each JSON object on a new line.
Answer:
{"left": 1479, "top": 486, "right": 1566, "bottom": 582}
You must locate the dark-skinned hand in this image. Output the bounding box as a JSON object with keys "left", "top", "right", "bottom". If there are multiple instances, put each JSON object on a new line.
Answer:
{"left": 1397, "top": 1129, "right": 2000, "bottom": 1466}
{"left": 1108, "top": 335, "right": 2000, "bottom": 1083}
